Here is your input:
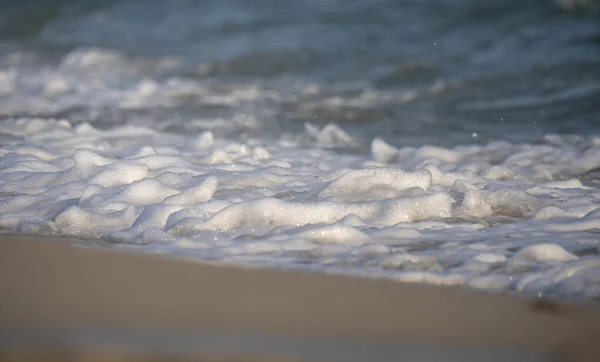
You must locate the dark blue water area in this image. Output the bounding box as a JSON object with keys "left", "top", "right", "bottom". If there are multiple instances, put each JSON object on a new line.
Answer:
{"left": 0, "top": 0, "right": 598, "bottom": 147}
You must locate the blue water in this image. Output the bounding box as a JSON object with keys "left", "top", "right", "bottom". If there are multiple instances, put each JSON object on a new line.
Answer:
{"left": 0, "top": 0, "right": 599, "bottom": 147}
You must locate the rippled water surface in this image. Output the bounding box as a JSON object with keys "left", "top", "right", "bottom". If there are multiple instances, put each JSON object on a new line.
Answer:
{"left": 1, "top": 0, "right": 598, "bottom": 145}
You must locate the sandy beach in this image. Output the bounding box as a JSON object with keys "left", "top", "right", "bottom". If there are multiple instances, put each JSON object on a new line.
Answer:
{"left": 1, "top": 233, "right": 600, "bottom": 361}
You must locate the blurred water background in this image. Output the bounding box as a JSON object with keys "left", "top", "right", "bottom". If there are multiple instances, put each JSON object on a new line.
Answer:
{"left": 0, "top": 0, "right": 598, "bottom": 148}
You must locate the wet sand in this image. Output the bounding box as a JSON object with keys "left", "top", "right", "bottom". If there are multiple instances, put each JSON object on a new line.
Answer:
{"left": 1, "top": 233, "right": 599, "bottom": 361}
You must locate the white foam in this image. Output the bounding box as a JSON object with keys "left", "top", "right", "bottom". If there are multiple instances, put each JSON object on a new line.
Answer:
{"left": 316, "top": 168, "right": 432, "bottom": 202}
{"left": 305, "top": 123, "right": 356, "bottom": 147}
{"left": 2, "top": 116, "right": 600, "bottom": 299}
{"left": 513, "top": 244, "right": 577, "bottom": 262}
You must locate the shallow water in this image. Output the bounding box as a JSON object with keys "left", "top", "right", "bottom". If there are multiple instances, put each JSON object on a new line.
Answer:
{"left": 1, "top": 0, "right": 600, "bottom": 300}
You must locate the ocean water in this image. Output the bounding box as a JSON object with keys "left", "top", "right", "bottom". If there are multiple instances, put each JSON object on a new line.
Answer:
{"left": 1, "top": 0, "right": 600, "bottom": 300}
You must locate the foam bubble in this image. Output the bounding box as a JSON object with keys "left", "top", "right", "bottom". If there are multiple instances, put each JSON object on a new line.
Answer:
{"left": 513, "top": 244, "right": 577, "bottom": 262}
{"left": 316, "top": 168, "right": 432, "bottom": 202}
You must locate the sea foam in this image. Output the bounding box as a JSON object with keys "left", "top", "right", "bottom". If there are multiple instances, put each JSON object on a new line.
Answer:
{"left": 1, "top": 117, "right": 600, "bottom": 300}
